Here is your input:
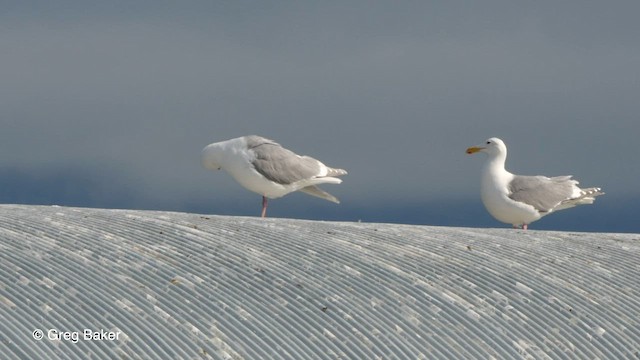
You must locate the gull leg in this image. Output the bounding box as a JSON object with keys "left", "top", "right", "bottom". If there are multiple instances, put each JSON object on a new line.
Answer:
{"left": 261, "top": 196, "right": 268, "bottom": 218}
{"left": 522, "top": 224, "right": 528, "bottom": 230}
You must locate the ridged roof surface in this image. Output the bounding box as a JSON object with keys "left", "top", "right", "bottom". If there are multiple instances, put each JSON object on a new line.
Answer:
{"left": 1, "top": 205, "right": 639, "bottom": 359}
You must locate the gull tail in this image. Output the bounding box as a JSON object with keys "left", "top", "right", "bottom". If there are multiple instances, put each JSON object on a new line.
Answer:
{"left": 557, "top": 187, "right": 604, "bottom": 210}
{"left": 299, "top": 186, "right": 340, "bottom": 204}
{"left": 577, "top": 187, "right": 605, "bottom": 203}
{"left": 326, "top": 167, "right": 348, "bottom": 177}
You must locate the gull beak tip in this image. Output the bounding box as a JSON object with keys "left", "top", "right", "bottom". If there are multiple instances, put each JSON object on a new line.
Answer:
{"left": 466, "top": 147, "right": 483, "bottom": 154}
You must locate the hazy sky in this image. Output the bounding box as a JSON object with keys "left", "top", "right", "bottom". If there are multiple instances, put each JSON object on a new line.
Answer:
{"left": 1, "top": 1, "right": 639, "bottom": 231}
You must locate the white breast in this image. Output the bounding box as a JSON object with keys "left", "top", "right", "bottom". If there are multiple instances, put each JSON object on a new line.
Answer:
{"left": 480, "top": 165, "right": 541, "bottom": 226}
{"left": 221, "top": 149, "right": 292, "bottom": 199}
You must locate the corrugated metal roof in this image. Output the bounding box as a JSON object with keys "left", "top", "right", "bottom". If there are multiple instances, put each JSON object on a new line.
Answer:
{"left": 1, "top": 204, "right": 638, "bottom": 359}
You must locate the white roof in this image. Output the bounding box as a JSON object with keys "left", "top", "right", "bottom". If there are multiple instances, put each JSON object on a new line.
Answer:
{"left": 1, "top": 205, "right": 638, "bottom": 359}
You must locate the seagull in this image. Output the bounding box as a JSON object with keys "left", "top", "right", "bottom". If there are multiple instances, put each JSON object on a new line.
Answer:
{"left": 466, "top": 137, "right": 604, "bottom": 229}
{"left": 202, "top": 135, "right": 347, "bottom": 217}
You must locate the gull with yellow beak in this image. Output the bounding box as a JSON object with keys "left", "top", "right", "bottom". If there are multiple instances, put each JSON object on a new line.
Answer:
{"left": 466, "top": 137, "right": 603, "bottom": 229}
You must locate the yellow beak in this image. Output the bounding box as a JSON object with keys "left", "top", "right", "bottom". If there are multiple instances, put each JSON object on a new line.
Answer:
{"left": 466, "top": 146, "right": 484, "bottom": 154}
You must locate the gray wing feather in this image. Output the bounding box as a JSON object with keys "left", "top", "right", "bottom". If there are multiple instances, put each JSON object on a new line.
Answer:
{"left": 248, "top": 137, "right": 322, "bottom": 185}
{"left": 299, "top": 186, "right": 340, "bottom": 203}
{"left": 508, "top": 175, "right": 577, "bottom": 212}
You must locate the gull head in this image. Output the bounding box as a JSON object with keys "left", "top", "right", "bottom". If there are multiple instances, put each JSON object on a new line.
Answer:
{"left": 201, "top": 142, "right": 224, "bottom": 170}
{"left": 466, "top": 137, "right": 507, "bottom": 157}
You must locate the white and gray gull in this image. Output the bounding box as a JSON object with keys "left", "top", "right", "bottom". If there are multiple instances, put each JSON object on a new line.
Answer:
{"left": 202, "top": 135, "right": 347, "bottom": 217}
{"left": 466, "top": 137, "right": 603, "bottom": 229}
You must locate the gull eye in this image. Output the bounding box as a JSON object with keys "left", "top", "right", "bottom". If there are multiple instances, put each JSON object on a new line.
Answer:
{"left": 486, "top": 141, "right": 491, "bottom": 144}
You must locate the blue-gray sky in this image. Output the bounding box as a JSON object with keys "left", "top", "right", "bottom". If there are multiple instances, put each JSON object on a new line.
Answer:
{"left": 1, "top": 1, "right": 639, "bottom": 232}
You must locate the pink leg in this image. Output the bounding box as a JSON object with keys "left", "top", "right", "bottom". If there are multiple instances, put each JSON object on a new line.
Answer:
{"left": 522, "top": 224, "right": 528, "bottom": 230}
{"left": 261, "top": 196, "right": 268, "bottom": 218}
